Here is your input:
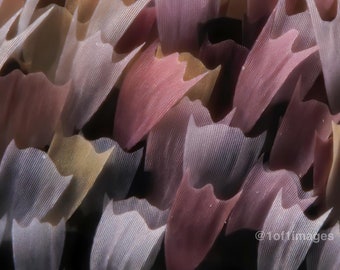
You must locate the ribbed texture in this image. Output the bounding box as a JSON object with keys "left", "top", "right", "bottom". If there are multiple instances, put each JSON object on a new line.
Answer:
{"left": 231, "top": 0, "right": 320, "bottom": 133}
{"left": 12, "top": 219, "right": 65, "bottom": 270}
{"left": 156, "top": 0, "right": 219, "bottom": 53}
{"left": 109, "top": 197, "right": 169, "bottom": 229}
{"left": 306, "top": 224, "right": 340, "bottom": 270}
{"left": 56, "top": 25, "right": 140, "bottom": 134}
{"left": 165, "top": 170, "right": 241, "bottom": 270}
{"left": 0, "top": 141, "right": 71, "bottom": 227}
{"left": 269, "top": 79, "right": 340, "bottom": 177}
{"left": 226, "top": 161, "right": 311, "bottom": 234}
{"left": 306, "top": 0, "right": 340, "bottom": 113}
{"left": 271, "top": 0, "right": 316, "bottom": 51}
{"left": 90, "top": 197, "right": 166, "bottom": 270}
{"left": 0, "top": 9, "right": 21, "bottom": 42}
{"left": 0, "top": 0, "right": 339, "bottom": 269}
{"left": 87, "top": 0, "right": 151, "bottom": 45}
{"left": 144, "top": 97, "right": 216, "bottom": 209}
{"left": 44, "top": 133, "right": 113, "bottom": 224}
{"left": 17, "top": 0, "right": 39, "bottom": 34}
{"left": 258, "top": 190, "right": 330, "bottom": 270}
{"left": 20, "top": 5, "right": 74, "bottom": 80}
{"left": 0, "top": 69, "right": 70, "bottom": 159}
{"left": 113, "top": 41, "right": 208, "bottom": 150}
{"left": 0, "top": 6, "right": 53, "bottom": 69}
{"left": 50, "top": 0, "right": 149, "bottom": 134}
{"left": 184, "top": 116, "right": 265, "bottom": 199}
{"left": 81, "top": 137, "right": 143, "bottom": 214}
